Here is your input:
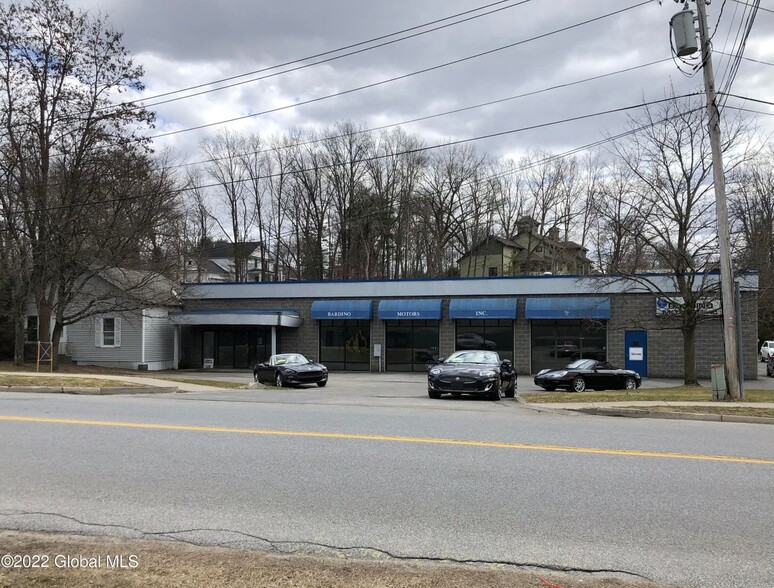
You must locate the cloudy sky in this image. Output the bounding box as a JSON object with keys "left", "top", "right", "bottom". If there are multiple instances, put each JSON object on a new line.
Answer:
{"left": 70, "top": 0, "right": 773, "bottom": 163}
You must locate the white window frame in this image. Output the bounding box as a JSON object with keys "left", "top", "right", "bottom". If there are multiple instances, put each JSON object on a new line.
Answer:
{"left": 95, "top": 316, "right": 122, "bottom": 348}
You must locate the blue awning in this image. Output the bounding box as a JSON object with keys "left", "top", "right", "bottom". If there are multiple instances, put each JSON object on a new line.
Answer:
{"left": 378, "top": 299, "right": 442, "bottom": 320}
{"left": 311, "top": 300, "right": 373, "bottom": 320}
{"left": 448, "top": 298, "right": 518, "bottom": 319}
{"left": 525, "top": 297, "right": 611, "bottom": 319}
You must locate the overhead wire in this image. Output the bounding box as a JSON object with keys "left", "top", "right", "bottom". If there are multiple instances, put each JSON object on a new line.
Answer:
{"left": 2, "top": 93, "right": 701, "bottom": 222}
{"left": 0, "top": 0, "right": 534, "bottom": 133}
{"left": 172, "top": 57, "right": 672, "bottom": 172}
{"left": 149, "top": 0, "right": 653, "bottom": 140}
{"left": 97, "top": 0, "right": 533, "bottom": 113}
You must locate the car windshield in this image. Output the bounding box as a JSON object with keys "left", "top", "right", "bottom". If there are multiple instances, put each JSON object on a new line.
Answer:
{"left": 445, "top": 351, "right": 498, "bottom": 365}
{"left": 566, "top": 359, "right": 596, "bottom": 370}
{"left": 272, "top": 354, "right": 309, "bottom": 366}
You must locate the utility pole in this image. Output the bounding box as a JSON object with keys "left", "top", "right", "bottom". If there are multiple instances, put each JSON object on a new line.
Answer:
{"left": 671, "top": 0, "right": 740, "bottom": 399}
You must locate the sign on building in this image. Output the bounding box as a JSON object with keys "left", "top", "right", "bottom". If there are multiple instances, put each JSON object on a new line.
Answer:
{"left": 655, "top": 296, "right": 721, "bottom": 317}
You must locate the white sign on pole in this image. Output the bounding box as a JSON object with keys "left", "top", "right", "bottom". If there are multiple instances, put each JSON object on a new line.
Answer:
{"left": 373, "top": 344, "right": 382, "bottom": 357}
{"left": 203, "top": 358, "right": 214, "bottom": 369}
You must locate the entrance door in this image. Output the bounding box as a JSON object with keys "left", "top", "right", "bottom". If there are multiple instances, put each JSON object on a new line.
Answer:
{"left": 624, "top": 330, "right": 647, "bottom": 377}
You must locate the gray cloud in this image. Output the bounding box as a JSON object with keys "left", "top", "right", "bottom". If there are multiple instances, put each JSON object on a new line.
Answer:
{"left": 71, "top": 0, "right": 774, "bottom": 161}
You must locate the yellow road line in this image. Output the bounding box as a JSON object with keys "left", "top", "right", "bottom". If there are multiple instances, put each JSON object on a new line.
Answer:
{"left": 1, "top": 415, "right": 772, "bottom": 465}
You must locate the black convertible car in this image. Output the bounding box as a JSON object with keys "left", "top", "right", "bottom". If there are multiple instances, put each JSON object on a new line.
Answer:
{"left": 253, "top": 353, "right": 328, "bottom": 387}
{"left": 427, "top": 350, "right": 516, "bottom": 400}
{"left": 534, "top": 359, "right": 641, "bottom": 392}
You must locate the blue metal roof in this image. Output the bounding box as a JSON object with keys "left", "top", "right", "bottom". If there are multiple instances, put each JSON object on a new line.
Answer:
{"left": 310, "top": 300, "right": 373, "bottom": 320}
{"left": 524, "top": 297, "right": 611, "bottom": 319}
{"left": 378, "top": 299, "right": 443, "bottom": 320}
{"left": 448, "top": 298, "right": 518, "bottom": 319}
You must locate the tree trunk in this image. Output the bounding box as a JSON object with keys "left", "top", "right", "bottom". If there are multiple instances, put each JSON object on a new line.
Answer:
{"left": 13, "top": 311, "right": 25, "bottom": 367}
{"left": 682, "top": 323, "right": 698, "bottom": 386}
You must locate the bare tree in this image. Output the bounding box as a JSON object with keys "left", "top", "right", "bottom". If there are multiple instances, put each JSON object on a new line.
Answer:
{"left": 199, "top": 129, "right": 256, "bottom": 281}
{"left": 606, "top": 93, "right": 758, "bottom": 384}
{"left": 0, "top": 0, "right": 177, "bottom": 368}
{"left": 729, "top": 144, "right": 774, "bottom": 339}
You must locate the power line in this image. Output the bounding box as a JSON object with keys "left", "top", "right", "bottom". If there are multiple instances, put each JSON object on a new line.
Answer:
{"left": 714, "top": 50, "right": 774, "bottom": 67}
{"left": 2, "top": 94, "right": 699, "bottom": 221}
{"left": 173, "top": 57, "right": 671, "bottom": 171}
{"left": 137, "top": 1, "right": 537, "bottom": 112}
{"left": 730, "top": 0, "right": 773, "bottom": 14}
{"left": 104, "top": 0, "right": 531, "bottom": 111}
{"left": 149, "top": 0, "right": 652, "bottom": 140}
{"left": 720, "top": 93, "right": 774, "bottom": 108}
{"left": 1, "top": 0, "right": 534, "bottom": 134}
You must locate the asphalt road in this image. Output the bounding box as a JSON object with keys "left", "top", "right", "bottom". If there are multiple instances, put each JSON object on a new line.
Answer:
{"left": 1, "top": 380, "right": 772, "bottom": 588}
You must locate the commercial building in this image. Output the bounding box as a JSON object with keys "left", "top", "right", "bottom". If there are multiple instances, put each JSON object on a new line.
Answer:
{"left": 174, "top": 272, "right": 759, "bottom": 379}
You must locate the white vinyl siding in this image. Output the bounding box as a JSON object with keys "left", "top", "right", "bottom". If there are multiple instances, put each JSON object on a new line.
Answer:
{"left": 142, "top": 309, "right": 175, "bottom": 363}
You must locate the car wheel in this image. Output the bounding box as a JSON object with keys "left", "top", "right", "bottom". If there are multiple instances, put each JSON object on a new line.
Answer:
{"left": 542, "top": 385, "right": 556, "bottom": 392}
{"left": 253, "top": 371, "right": 259, "bottom": 382}
{"left": 489, "top": 381, "right": 503, "bottom": 401}
{"left": 316, "top": 381, "right": 327, "bottom": 387}
{"left": 428, "top": 387, "right": 442, "bottom": 399}
{"left": 571, "top": 376, "right": 586, "bottom": 392}
{"left": 275, "top": 372, "right": 284, "bottom": 388}
{"left": 624, "top": 377, "right": 637, "bottom": 390}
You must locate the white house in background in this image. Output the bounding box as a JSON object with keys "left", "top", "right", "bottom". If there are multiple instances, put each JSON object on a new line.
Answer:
{"left": 183, "top": 242, "right": 299, "bottom": 283}
{"left": 183, "top": 242, "right": 263, "bottom": 283}
{"left": 25, "top": 268, "right": 181, "bottom": 371}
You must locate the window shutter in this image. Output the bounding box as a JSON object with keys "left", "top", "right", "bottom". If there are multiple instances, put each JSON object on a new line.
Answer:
{"left": 95, "top": 317, "right": 103, "bottom": 347}
{"left": 114, "top": 317, "right": 122, "bottom": 348}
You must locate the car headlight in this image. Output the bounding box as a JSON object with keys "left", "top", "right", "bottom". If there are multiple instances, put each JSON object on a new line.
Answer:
{"left": 430, "top": 368, "right": 441, "bottom": 376}
{"left": 479, "top": 370, "right": 496, "bottom": 377}
{"left": 549, "top": 371, "right": 567, "bottom": 378}
{"left": 285, "top": 369, "right": 297, "bottom": 375}
{"left": 537, "top": 369, "right": 548, "bottom": 376}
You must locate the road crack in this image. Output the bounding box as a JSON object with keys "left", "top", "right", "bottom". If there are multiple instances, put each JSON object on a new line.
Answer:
{"left": 0, "top": 510, "right": 653, "bottom": 582}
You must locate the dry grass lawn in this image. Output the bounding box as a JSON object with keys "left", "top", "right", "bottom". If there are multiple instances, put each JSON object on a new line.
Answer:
{"left": 619, "top": 405, "right": 774, "bottom": 418}
{"left": 0, "top": 375, "right": 142, "bottom": 388}
{"left": 521, "top": 386, "right": 774, "bottom": 403}
{"left": 0, "top": 531, "right": 679, "bottom": 588}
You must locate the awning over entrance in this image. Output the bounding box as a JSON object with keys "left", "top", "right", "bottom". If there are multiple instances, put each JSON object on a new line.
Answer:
{"left": 449, "top": 298, "right": 518, "bottom": 319}
{"left": 524, "top": 297, "right": 611, "bottom": 320}
{"left": 171, "top": 309, "right": 303, "bottom": 327}
{"left": 311, "top": 299, "right": 373, "bottom": 320}
{"left": 378, "top": 299, "right": 442, "bottom": 320}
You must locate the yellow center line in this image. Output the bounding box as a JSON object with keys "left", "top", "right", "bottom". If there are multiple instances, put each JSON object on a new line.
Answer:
{"left": 1, "top": 415, "right": 772, "bottom": 465}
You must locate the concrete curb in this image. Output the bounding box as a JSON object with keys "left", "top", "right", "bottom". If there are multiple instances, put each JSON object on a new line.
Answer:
{"left": 573, "top": 407, "right": 774, "bottom": 425}
{"left": 0, "top": 385, "right": 177, "bottom": 395}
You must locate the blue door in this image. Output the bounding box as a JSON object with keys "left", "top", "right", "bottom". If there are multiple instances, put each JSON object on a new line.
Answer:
{"left": 624, "top": 330, "right": 647, "bottom": 377}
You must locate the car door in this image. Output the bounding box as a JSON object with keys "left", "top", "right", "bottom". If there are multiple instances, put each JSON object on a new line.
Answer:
{"left": 259, "top": 360, "right": 274, "bottom": 383}
{"left": 594, "top": 362, "right": 616, "bottom": 388}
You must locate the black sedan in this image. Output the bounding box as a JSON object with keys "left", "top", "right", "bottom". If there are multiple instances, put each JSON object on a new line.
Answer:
{"left": 534, "top": 359, "right": 641, "bottom": 392}
{"left": 427, "top": 350, "right": 516, "bottom": 400}
{"left": 767, "top": 355, "right": 774, "bottom": 377}
{"left": 253, "top": 353, "right": 328, "bottom": 387}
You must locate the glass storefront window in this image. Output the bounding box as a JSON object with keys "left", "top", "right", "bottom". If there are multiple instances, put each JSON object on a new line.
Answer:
{"left": 385, "top": 320, "right": 439, "bottom": 372}
{"left": 201, "top": 329, "right": 270, "bottom": 369}
{"left": 320, "top": 320, "right": 370, "bottom": 371}
{"left": 530, "top": 320, "right": 607, "bottom": 373}
{"left": 455, "top": 319, "right": 514, "bottom": 362}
